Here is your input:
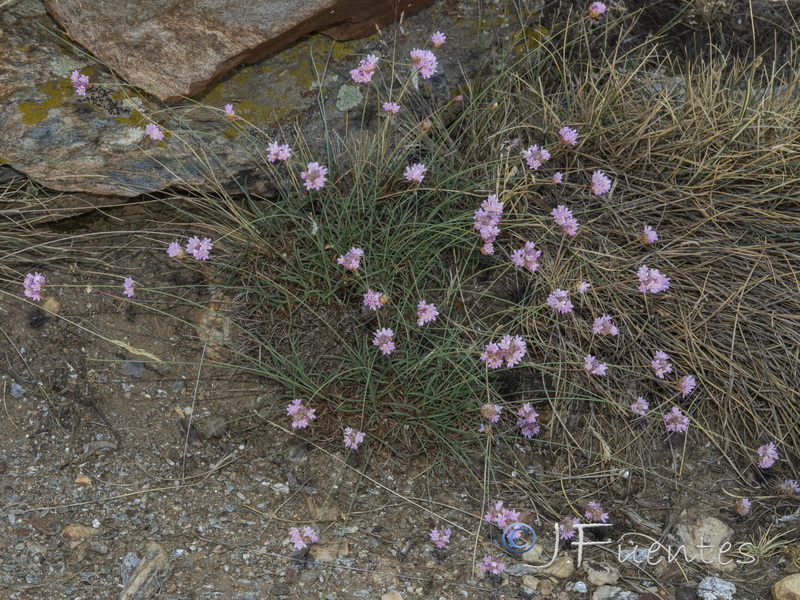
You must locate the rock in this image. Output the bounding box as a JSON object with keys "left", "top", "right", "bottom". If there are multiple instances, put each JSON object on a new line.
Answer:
{"left": 62, "top": 523, "right": 101, "bottom": 538}
{"left": 120, "top": 552, "right": 140, "bottom": 586}
{"left": 521, "top": 575, "right": 539, "bottom": 591}
{"left": 772, "top": 574, "right": 800, "bottom": 600}
{"left": 74, "top": 474, "right": 92, "bottom": 486}
{"left": 44, "top": 0, "right": 436, "bottom": 101}
{"left": 121, "top": 361, "right": 146, "bottom": 377}
{"left": 10, "top": 382, "right": 26, "bottom": 398}
{"left": 584, "top": 560, "right": 620, "bottom": 586}
{"left": 673, "top": 511, "right": 735, "bottom": 571}
{"left": 541, "top": 555, "right": 574, "bottom": 578}
{"left": 41, "top": 295, "right": 62, "bottom": 315}
{"left": 506, "top": 563, "right": 537, "bottom": 577}
{"left": 119, "top": 541, "right": 171, "bottom": 600}
{"left": 381, "top": 591, "right": 404, "bottom": 600}
{"left": 569, "top": 581, "right": 589, "bottom": 593}
{"left": 592, "top": 586, "right": 637, "bottom": 600}
{"left": 696, "top": 577, "right": 736, "bottom": 600}
{"left": 268, "top": 583, "right": 291, "bottom": 597}
{"left": 196, "top": 416, "right": 228, "bottom": 440}
{"left": 309, "top": 540, "right": 349, "bottom": 563}
{"left": 522, "top": 544, "right": 543, "bottom": 563}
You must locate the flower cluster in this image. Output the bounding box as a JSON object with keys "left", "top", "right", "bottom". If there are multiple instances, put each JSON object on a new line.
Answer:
{"left": 551, "top": 205, "right": 579, "bottom": 236}
{"left": 552, "top": 172, "right": 564, "bottom": 184}
{"left": 363, "top": 289, "right": 387, "bottom": 311}
{"left": 559, "top": 126, "right": 578, "bottom": 146}
{"left": 337, "top": 247, "right": 364, "bottom": 270}
{"left": 590, "top": 170, "right": 612, "bottom": 195}
{"left": 373, "top": 328, "right": 395, "bottom": 355}
{"left": 404, "top": 163, "right": 427, "bottom": 183}
{"left": 224, "top": 103, "right": 235, "bottom": 119}
{"left": 382, "top": 101, "right": 400, "bottom": 114}
{"left": 70, "top": 70, "right": 89, "bottom": 96}
{"left": 288, "top": 526, "right": 318, "bottom": 550}
{"left": 522, "top": 144, "right": 551, "bottom": 170}
{"left": 631, "top": 396, "right": 649, "bottom": 416}
{"left": 592, "top": 314, "right": 619, "bottom": 336}
{"left": 480, "top": 335, "right": 527, "bottom": 368}
{"left": 123, "top": 277, "right": 135, "bottom": 298}
{"left": 511, "top": 241, "right": 542, "bottom": 273}
{"left": 637, "top": 265, "right": 670, "bottom": 293}
{"left": 559, "top": 516, "right": 580, "bottom": 540}
{"left": 23, "top": 272, "right": 46, "bottom": 301}
{"left": 780, "top": 480, "right": 800, "bottom": 494}
{"left": 267, "top": 141, "right": 292, "bottom": 162}
{"left": 589, "top": 2, "right": 608, "bottom": 17}
{"left": 585, "top": 500, "right": 609, "bottom": 523}
{"left": 185, "top": 236, "right": 213, "bottom": 260}
{"left": 642, "top": 225, "right": 659, "bottom": 244}
{"left": 733, "top": 498, "right": 751, "bottom": 517}
{"left": 547, "top": 288, "right": 573, "bottom": 314}
{"left": 484, "top": 500, "right": 520, "bottom": 529}
{"left": 343, "top": 427, "right": 366, "bottom": 450}
{"left": 481, "top": 403, "right": 503, "bottom": 424}
{"left": 301, "top": 162, "right": 328, "bottom": 190}
{"left": 584, "top": 354, "right": 608, "bottom": 375}
{"left": 286, "top": 398, "right": 316, "bottom": 429}
{"left": 429, "top": 527, "right": 452, "bottom": 548}
{"left": 516, "top": 403, "right": 540, "bottom": 438}
{"left": 677, "top": 375, "right": 696, "bottom": 397}
{"left": 479, "top": 555, "right": 506, "bottom": 575}
{"left": 145, "top": 123, "right": 164, "bottom": 141}
{"left": 663, "top": 406, "right": 689, "bottom": 433}
{"left": 350, "top": 54, "right": 379, "bottom": 83}
{"left": 651, "top": 351, "right": 672, "bottom": 378}
{"left": 473, "top": 194, "right": 504, "bottom": 255}
{"left": 410, "top": 48, "right": 438, "bottom": 79}
{"left": 577, "top": 281, "right": 591, "bottom": 294}
{"left": 416, "top": 300, "right": 439, "bottom": 326}
{"left": 757, "top": 442, "right": 779, "bottom": 469}
{"left": 430, "top": 31, "right": 447, "bottom": 47}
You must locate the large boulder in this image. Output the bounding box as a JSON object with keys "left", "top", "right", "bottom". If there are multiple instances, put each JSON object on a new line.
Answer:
{"left": 44, "top": 0, "right": 435, "bottom": 101}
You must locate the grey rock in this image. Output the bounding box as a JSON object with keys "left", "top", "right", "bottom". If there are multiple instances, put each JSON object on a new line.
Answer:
{"left": 773, "top": 573, "right": 800, "bottom": 600}
{"left": 268, "top": 583, "right": 291, "bottom": 597}
{"left": 171, "top": 380, "right": 185, "bottom": 393}
{"left": 584, "top": 560, "right": 620, "bottom": 586}
{"left": 505, "top": 563, "right": 538, "bottom": 576}
{"left": 674, "top": 511, "right": 735, "bottom": 572}
{"left": 592, "top": 586, "right": 637, "bottom": 600}
{"left": 10, "top": 382, "right": 26, "bottom": 398}
{"left": 697, "top": 576, "right": 736, "bottom": 600}
{"left": 120, "top": 552, "right": 139, "bottom": 585}
{"left": 121, "top": 361, "right": 145, "bottom": 377}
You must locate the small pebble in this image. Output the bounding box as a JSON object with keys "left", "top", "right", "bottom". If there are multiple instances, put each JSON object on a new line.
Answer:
{"left": 10, "top": 382, "right": 25, "bottom": 398}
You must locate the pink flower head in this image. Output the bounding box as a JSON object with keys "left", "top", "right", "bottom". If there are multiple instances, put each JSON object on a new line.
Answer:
{"left": 590, "top": 170, "right": 612, "bottom": 195}
{"left": 122, "top": 277, "right": 135, "bottom": 298}
{"left": 552, "top": 172, "right": 564, "bottom": 184}
{"left": 23, "top": 272, "right": 46, "bottom": 301}
{"left": 186, "top": 236, "right": 213, "bottom": 260}
{"left": 517, "top": 403, "right": 540, "bottom": 438}
{"left": 224, "top": 103, "right": 235, "bottom": 119}
{"left": 584, "top": 354, "right": 608, "bottom": 376}
{"left": 289, "top": 525, "right": 318, "bottom": 550}
{"left": 404, "top": 163, "right": 427, "bottom": 183}
{"left": 350, "top": 54, "right": 379, "bottom": 83}
{"left": 734, "top": 498, "right": 751, "bottom": 517}
{"left": 677, "top": 375, "right": 696, "bottom": 397}
{"left": 522, "top": 144, "right": 551, "bottom": 170}
{"left": 480, "top": 342, "right": 503, "bottom": 369}
{"left": 430, "top": 31, "right": 447, "bottom": 47}
{"left": 70, "top": 70, "right": 89, "bottom": 96}
{"left": 484, "top": 501, "right": 519, "bottom": 529}
{"left": 757, "top": 442, "right": 779, "bottom": 469}
{"left": 286, "top": 398, "right": 316, "bottom": 429}
{"left": 664, "top": 406, "right": 689, "bottom": 433}
{"left": 363, "top": 289, "right": 387, "bottom": 311}
{"left": 642, "top": 225, "right": 659, "bottom": 244}
{"left": 576, "top": 281, "right": 591, "bottom": 294}
{"left": 337, "top": 247, "right": 364, "bottom": 270}
{"left": 429, "top": 527, "right": 452, "bottom": 548}
{"left": 266, "top": 141, "right": 292, "bottom": 162}
{"left": 511, "top": 241, "right": 542, "bottom": 273}
{"left": 481, "top": 403, "right": 503, "bottom": 423}
{"left": 343, "top": 427, "right": 366, "bottom": 450}
{"left": 382, "top": 101, "right": 400, "bottom": 114}
{"left": 547, "top": 288, "right": 573, "bottom": 314}
{"left": 479, "top": 554, "right": 506, "bottom": 575}
{"left": 588, "top": 2, "right": 608, "bottom": 17}
{"left": 499, "top": 335, "right": 527, "bottom": 367}
{"left": 409, "top": 48, "right": 438, "bottom": 79}
{"left": 631, "top": 396, "right": 649, "bottom": 416}
{"left": 167, "top": 241, "right": 184, "bottom": 258}
{"left": 145, "top": 123, "right": 164, "bottom": 141}
{"left": 551, "top": 204, "right": 579, "bottom": 236}
{"left": 559, "top": 126, "right": 578, "bottom": 146}
{"left": 301, "top": 162, "right": 328, "bottom": 190}
{"left": 474, "top": 195, "right": 504, "bottom": 254}
{"left": 416, "top": 300, "right": 439, "bottom": 326}
{"left": 637, "top": 265, "right": 670, "bottom": 293}
{"left": 651, "top": 351, "right": 672, "bottom": 378}
{"left": 559, "top": 516, "right": 580, "bottom": 540}
{"left": 592, "top": 314, "right": 619, "bottom": 336}
{"left": 373, "top": 328, "right": 395, "bottom": 355}
{"left": 780, "top": 480, "right": 800, "bottom": 494}
{"left": 421, "top": 118, "right": 432, "bottom": 131}
{"left": 585, "top": 500, "right": 609, "bottom": 523}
